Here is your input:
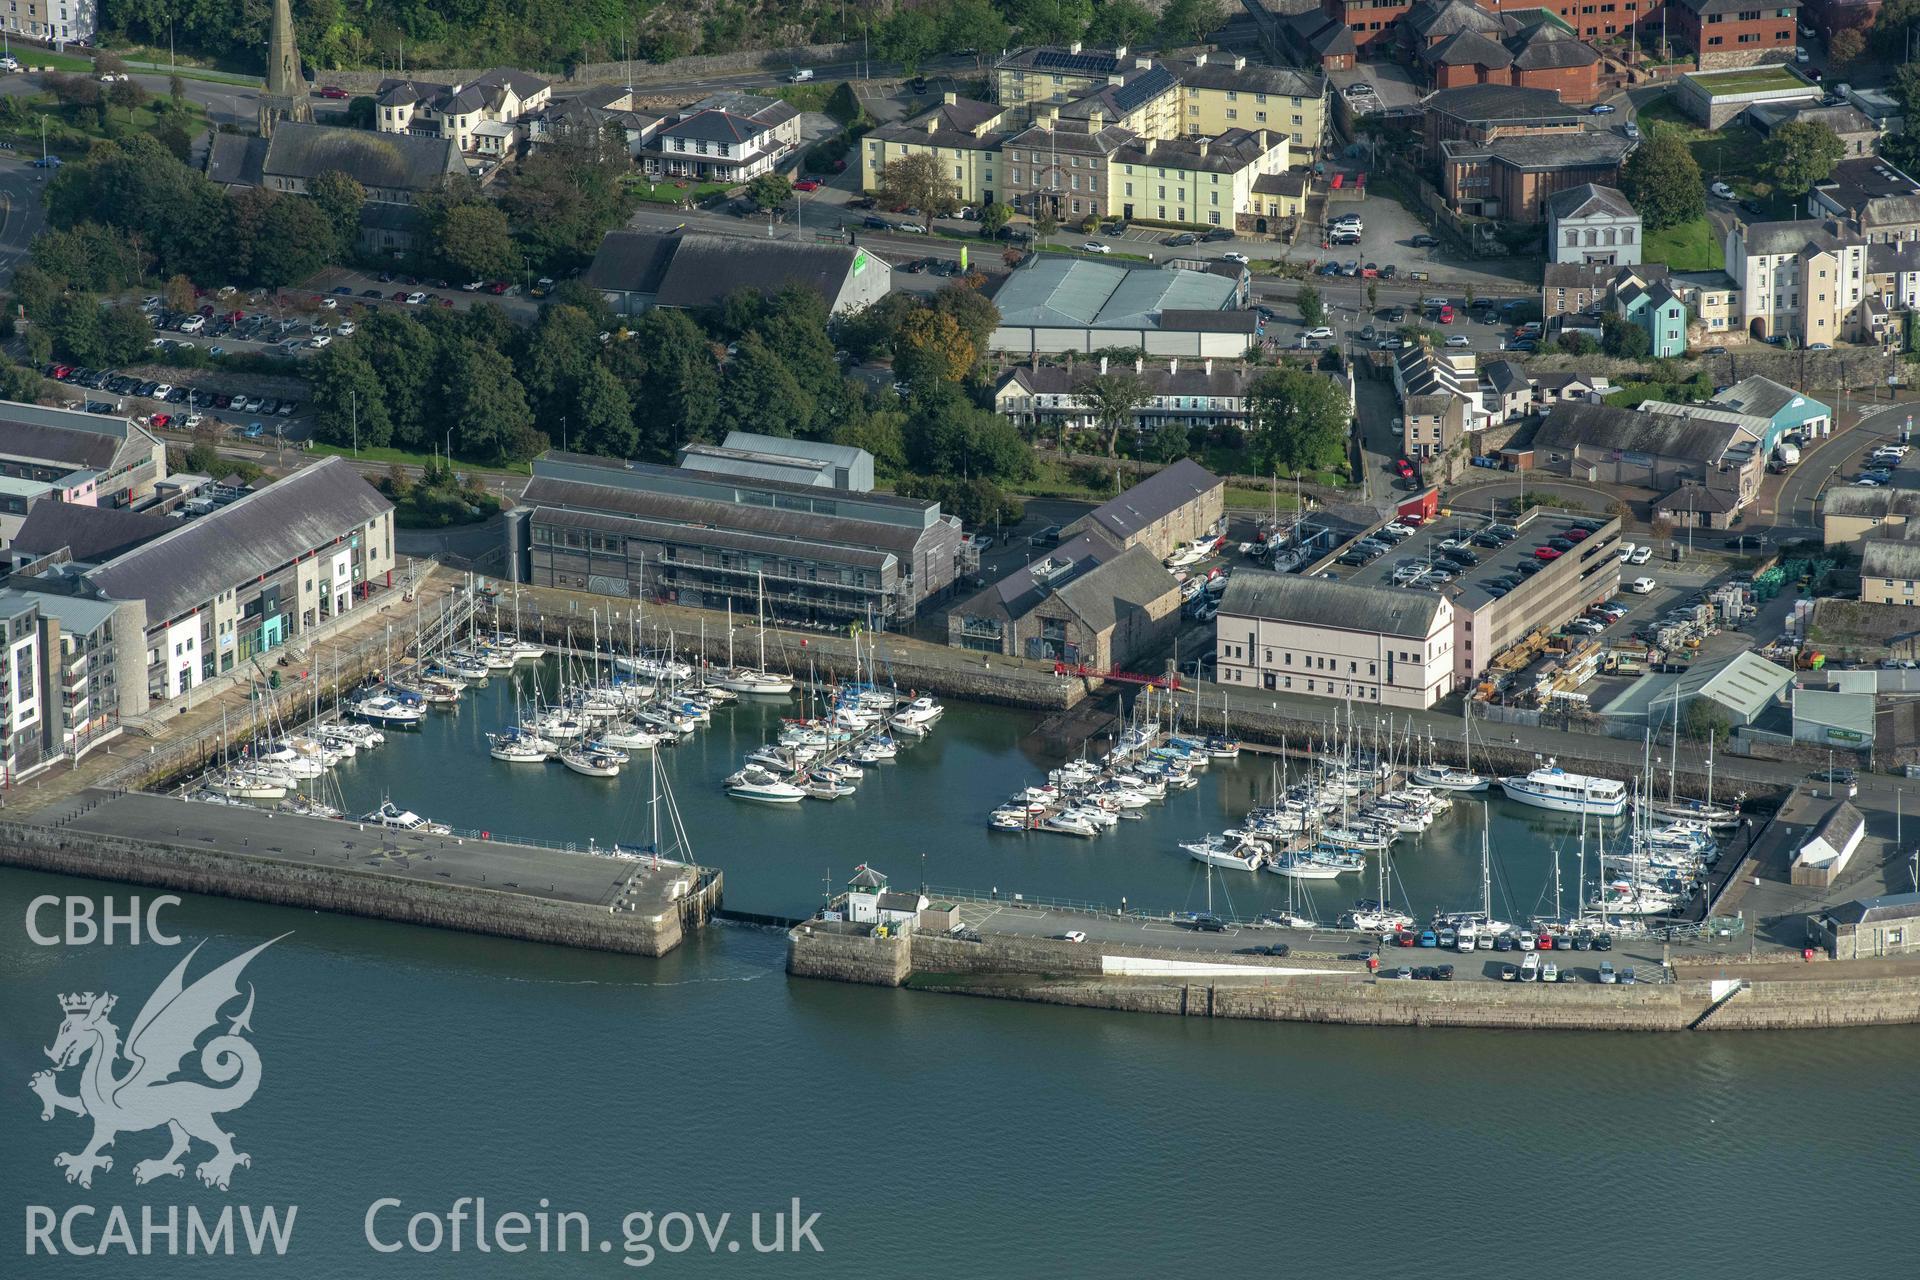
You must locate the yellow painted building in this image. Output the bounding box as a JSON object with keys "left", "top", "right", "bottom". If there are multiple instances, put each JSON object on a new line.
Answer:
{"left": 1109, "top": 130, "right": 1291, "bottom": 229}
{"left": 861, "top": 96, "right": 1015, "bottom": 209}
{"left": 1161, "top": 53, "right": 1328, "bottom": 155}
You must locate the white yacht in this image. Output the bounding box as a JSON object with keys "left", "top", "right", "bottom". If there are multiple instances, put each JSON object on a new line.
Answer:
{"left": 488, "top": 730, "right": 553, "bottom": 763}
{"left": 1180, "top": 834, "right": 1267, "bottom": 872}
{"left": 1411, "top": 764, "right": 1490, "bottom": 792}
{"left": 1267, "top": 853, "right": 1348, "bottom": 880}
{"left": 561, "top": 746, "right": 624, "bottom": 777}
{"left": 361, "top": 800, "right": 450, "bottom": 835}
{"left": 1499, "top": 763, "right": 1628, "bottom": 817}
{"left": 210, "top": 769, "right": 288, "bottom": 800}
{"left": 597, "top": 722, "right": 662, "bottom": 750}
{"left": 717, "top": 668, "right": 796, "bottom": 697}
{"left": 1042, "top": 810, "right": 1100, "bottom": 837}
{"left": 725, "top": 765, "right": 807, "bottom": 804}
{"left": 351, "top": 693, "right": 425, "bottom": 730}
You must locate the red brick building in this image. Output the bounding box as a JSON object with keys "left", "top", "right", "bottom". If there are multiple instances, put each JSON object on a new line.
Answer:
{"left": 1667, "top": 0, "right": 1800, "bottom": 61}
{"left": 1415, "top": 18, "right": 1602, "bottom": 102}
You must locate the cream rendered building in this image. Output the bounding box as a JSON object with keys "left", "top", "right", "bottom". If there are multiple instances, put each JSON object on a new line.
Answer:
{"left": 861, "top": 95, "right": 1014, "bottom": 209}
{"left": 1724, "top": 219, "right": 1869, "bottom": 344}
{"left": 1110, "top": 130, "right": 1290, "bottom": 230}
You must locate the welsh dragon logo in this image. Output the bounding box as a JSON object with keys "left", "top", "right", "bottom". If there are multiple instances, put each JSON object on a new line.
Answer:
{"left": 28, "top": 935, "right": 285, "bottom": 1191}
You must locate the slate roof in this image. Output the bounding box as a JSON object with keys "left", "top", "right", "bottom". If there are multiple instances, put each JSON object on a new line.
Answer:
{"left": 1000, "top": 364, "right": 1255, "bottom": 400}
{"left": 1533, "top": 400, "right": 1746, "bottom": 464}
{"left": 1406, "top": 0, "right": 1507, "bottom": 40}
{"left": 1861, "top": 538, "right": 1920, "bottom": 580}
{"left": 967, "top": 529, "right": 1118, "bottom": 619}
{"left": 869, "top": 96, "right": 1008, "bottom": 149}
{"left": 0, "top": 402, "right": 150, "bottom": 472}
{"left": 1444, "top": 130, "right": 1635, "bottom": 171}
{"left": 1711, "top": 375, "right": 1824, "bottom": 423}
{"left": 1738, "top": 218, "right": 1858, "bottom": 258}
{"left": 260, "top": 122, "right": 461, "bottom": 193}
{"left": 1423, "top": 83, "right": 1579, "bottom": 123}
{"left": 521, "top": 469, "right": 931, "bottom": 559}
{"left": 1868, "top": 240, "right": 1920, "bottom": 274}
{"left": 85, "top": 457, "right": 392, "bottom": 624}
{"left": 1217, "top": 569, "right": 1445, "bottom": 639}
{"left": 1505, "top": 22, "right": 1600, "bottom": 69}
{"left": 1113, "top": 128, "right": 1277, "bottom": 175}
{"left": 659, "top": 109, "right": 769, "bottom": 146}
{"left": 1163, "top": 55, "right": 1323, "bottom": 99}
{"left": 9, "top": 502, "right": 172, "bottom": 563}
{"left": 1822, "top": 486, "right": 1920, "bottom": 519}
{"left": 206, "top": 133, "right": 267, "bottom": 187}
{"left": 1483, "top": 360, "right": 1530, "bottom": 395}
{"left": 1284, "top": 11, "right": 1357, "bottom": 57}
{"left": 1423, "top": 30, "right": 1512, "bottom": 68}
{"left": 1545, "top": 182, "right": 1635, "bottom": 222}
{"left": 1078, "top": 459, "right": 1223, "bottom": 545}
{"left": 1053, "top": 544, "right": 1179, "bottom": 633}
{"left": 654, "top": 236, "right": 868, "bottom": 311}
{"left": 582, "top": 230, "right": 680, "bottom": 297}
{"left": 1158, "top": 310, "right": 1259, "bottom": 333}
{"left": 1252, "top": 170, "right": 1308, "bottom": 197}
{"left": 1825, "top": 891, "right": 1920, "bottom": 926}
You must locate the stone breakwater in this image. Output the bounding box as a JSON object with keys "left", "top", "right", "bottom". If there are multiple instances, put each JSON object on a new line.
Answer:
{"left": 788, "top": 926, "right": 1920, "bottom": 1031}
{"left": 0, "top": 809, "right": 720, "bottom": 958}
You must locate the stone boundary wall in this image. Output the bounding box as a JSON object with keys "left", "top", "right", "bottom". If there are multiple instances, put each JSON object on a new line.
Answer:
{"left": 0, "top": 822, "right": 719, "bottom": 958}
{"left": 318, "top": 43, "right": 863, "bottom": 96}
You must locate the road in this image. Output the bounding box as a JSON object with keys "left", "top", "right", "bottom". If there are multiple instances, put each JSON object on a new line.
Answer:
{"left": 0, "top": 155, "right": 46, "bottom": 280}
{"left": 1771, "top": 399, "right": 1920, "bottom": 538}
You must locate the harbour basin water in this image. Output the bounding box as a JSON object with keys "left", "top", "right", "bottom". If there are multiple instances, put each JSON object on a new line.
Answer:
{"left": 6, "top": 673, "right": 1910, "bottom": 1276}
{"left": 308, "top": 666, "right": 1663, "bottom": 925}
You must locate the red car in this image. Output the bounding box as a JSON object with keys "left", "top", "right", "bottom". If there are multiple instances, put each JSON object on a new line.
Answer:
{"left": 1534, "top": 546, "right": 1562, "bottom": 560}
{"left": 1395, "top": 930, "right": 1418, "bottom": 948}
{"left": 1437, "top": 305, "right": 1455, "bottom": 324}
{"left": 792, "top": 178, "right": 822, "bottom": 192}
{"left": 150, "top": 413, "right": 172, "bottom": 429}
{"left": 316, "top": 85, "right": 348, "bottom": 100}
{"left": 51, "top": 365, "right": 72, "bottom": 379}
{"left": 225, "top": 309, "right": 244, "bottom": 323}
{"left": 488, "top": 281, "right": 509, "bottom": 294}
{"left": 1394, "top": 457, "right": 1415, "bottom": 477}
{"left": 438, "top": 297, "right": 454, "bottom": 308}
{"left": 1566, "top": 528, "right": 1590, "bottom": 542}
{"left": 391, "top": 290, "right": 410, "bottom": 302}
{"left": 1538, "top": 932, "right": 1555, "bottom": 950}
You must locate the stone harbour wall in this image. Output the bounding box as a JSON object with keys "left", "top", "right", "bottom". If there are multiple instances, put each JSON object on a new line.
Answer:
{"left": 0, "top": 823, "right": 714, "bottom": 958}
{"left": 785, "top": 924, "right": 911, "bottom": 986}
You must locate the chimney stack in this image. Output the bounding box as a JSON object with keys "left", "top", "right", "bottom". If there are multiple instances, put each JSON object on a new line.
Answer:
{"left": 943, "top": 91, "right": 957, "bottom": 105}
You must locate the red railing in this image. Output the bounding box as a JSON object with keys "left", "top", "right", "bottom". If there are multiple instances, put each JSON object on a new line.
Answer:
{"left": 1052, "top": 663, "right": 1182, "bottom": 690}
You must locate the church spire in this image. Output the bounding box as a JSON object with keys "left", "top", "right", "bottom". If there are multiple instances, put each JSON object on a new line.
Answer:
{"left": 257, "top": 0, "right": 312, "bottom": 136}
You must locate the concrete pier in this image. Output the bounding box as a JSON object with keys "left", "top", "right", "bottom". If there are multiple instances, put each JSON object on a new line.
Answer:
{"left": 9, "top": 789, "right": 720, "bottom": 956}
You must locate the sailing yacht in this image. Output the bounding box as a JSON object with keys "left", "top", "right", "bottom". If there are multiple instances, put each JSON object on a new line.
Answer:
{"left": 561, "top": 745, "right": 625, "bottom": 777}
{"left": 488, "top": 729, "right": 553, "bottom": 763}
{"left": 351, "top": 692, "right": 425, "bottom": 730}
{"left": 716, "top": 577, "right": 795, "bottom": 696}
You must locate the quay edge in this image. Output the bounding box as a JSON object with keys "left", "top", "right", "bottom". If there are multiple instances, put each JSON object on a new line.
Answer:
{"left": 3, "top": 789, "right": 721, "bottom": 958}
{"left": 786, "top": 923, "right": 1920, "bottom": 1032}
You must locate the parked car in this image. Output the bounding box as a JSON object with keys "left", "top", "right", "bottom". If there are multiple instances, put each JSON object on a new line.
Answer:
{"left": 1163, "top": 233, "right": 1198, "bottom": 247}
{"left": 1588, "top": 102, "right": 1616, "bottom": 115}
{"left": 1080, "top": 241, "right": 1110, "bottom": 254}
{"left": 1628, "top": 576, "right": 1657, "bottom": 594}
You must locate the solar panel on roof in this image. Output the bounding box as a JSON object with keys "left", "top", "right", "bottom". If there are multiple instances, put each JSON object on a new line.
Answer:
{"left": 1035, "top": 49, "right": 1119, "bottom": 74}
{"left": 1111, "top": 65, "right": 1175, "bottom": 113}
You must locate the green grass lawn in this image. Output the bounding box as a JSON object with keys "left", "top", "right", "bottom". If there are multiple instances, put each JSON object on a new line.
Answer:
{"left": 0, "top": 93, "right": 207, "bottom": 157}
{"left": 1683, "top": 66, "right": 1809, "bottom": 96}
{"left": 308, "top": 442, "right": 532, "bottom": 477}
{"left": 625, "top": 178, "right": 731, "bottom": 204}
{"left": 1644, "top": 217, "right": 1724, "bottom": 271}
{"left": 17, "top": 51, "right": 95, "bottom": 73}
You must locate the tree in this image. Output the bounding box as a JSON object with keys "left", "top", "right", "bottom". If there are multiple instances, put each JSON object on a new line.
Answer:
{"left": 169, "top": 74, "right": 186, "bottom": 107}
{"left": 309, "top": 343, "right": 394, "bottom": 449}
{"left": 1829, "top": 27, "right": 1865, "bottom": 67}
{"left": 500, "top": 117, "right": 635, "bottom": 265}
{"left": 1620, "top": 128, "right": 1705, "bottom": 230}
{"left": 442, "top": 340, "right": 533, "bottom": 463}
{"left": 1366, "top": 281, "right": 1378, "bottom": 312}
{"left": 1296, "top": 286, "right": 1325, "bottom": 329}
{"left": 1072, "top": 368, "right": 1153, "bottom": 457}
{"left": 1034, "top": 211, "right": 1058, "bottom": 240}
{"left": 746, "top": 171, "right": 793, "bottom": 212}
{"left": 521, "top": 303, "right": 603, "bottom": 422}
{"left": 247, "top": 195, "right": 335, "bottom": 286}
{"left": 980, "top": 202, "right": 1013, "bottom": 237}
{"left": 1765, "top": 120, "right": 1845, "bottom": 196}
{"left": 930, "top": 282, "right": 1001, "bottom": 351}
{"left": 98, "top": 304, "right": 154, "bottom": 365}
{"left": 435, "top": 201, "right": 519, "bottom": 281}
{"left": 894, "top": 474, "right": 1024, "bottom": 527}
{"left": 162, "top": 273, "right": 197, "bottom": 313}
{"left": 1556, "top": 331, "right": 1598, "bottom": 356}
{"left": 574, "top": 362, "right": 637, "bottom": 458}
{"left": 1006, "top": 0, "right": 1094, "bottom": 45}
{"left": 877, "top": 152, "right": 960, "bottom": 219}
{"left": 896, "top": 308, "right": 976, "bottom": 386}
{"left": 875, "top": 7, "right": 940, "bottom": 74}
{"left": 1148, "top": 421, "right": 1192, "bottom": 463}
{"left": 941, "top": 0, "right": 1011, "bottom": 63}
{"left": 1246, "top": 367, "right": 1350, "bottom": 475}
{"left": 611, "top": 308, "right": 720, "bottom": 458}
{"left": 1869, "top": 0, "right": 1920, "bottom": 54}
{"left": 359, "top": 310, "right": 442, "bottom": 449}
{"left": 717, "top": 334, "right": 813, "bottom": 438}
{"left": 53, "top": 294, "right": 105, "bottom": 367}
{"left": 1158, "top": 0, "right": 1226, "bottom": 44}
{"left": 832, "top": 409, "right": 908, "bottom": 477}
{"left": 839, "top": 292, "right": 922, "bottom": 360}
{"left": 1601, "top": 313, "right": 1651, "bottom": 359}
{"left": 107, "top": 79, "right": 149, "bottom": 114}
{"left": 309, "top": 170, "right": 366, "bottom": 258}
{"left": 1087, "top": 0, "right": 1157, "bottom": 45}
{"left": 1680, "top": 699, "right": 1731, "bottom": 745}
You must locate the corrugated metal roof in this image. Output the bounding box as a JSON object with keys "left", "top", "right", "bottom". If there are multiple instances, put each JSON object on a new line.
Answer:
{"left": 85, "top": 457, "right": 391, "bottom": 624}
{"left": 993, "top": 259, "right": 1237, "bottom": 329}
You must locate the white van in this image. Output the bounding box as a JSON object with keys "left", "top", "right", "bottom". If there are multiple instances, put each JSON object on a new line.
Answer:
{"left": 1520, "top": 952, "right": 1540, "bottom": 982}
{"left": 788, "top": 68, "right": 814, "bottom": 83}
